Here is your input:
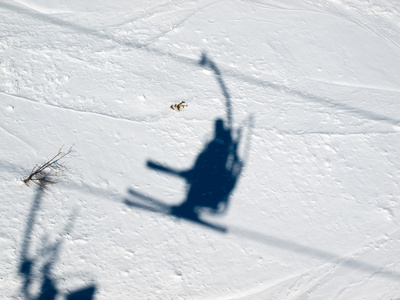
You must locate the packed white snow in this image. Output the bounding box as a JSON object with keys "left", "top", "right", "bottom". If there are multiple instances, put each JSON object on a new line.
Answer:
{"left": 1, "top": 0, "right": 400, "bottom": 299}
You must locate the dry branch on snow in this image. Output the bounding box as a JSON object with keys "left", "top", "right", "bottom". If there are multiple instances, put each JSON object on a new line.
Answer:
{"left": 23, "top": 146, "right": 73, "bottom": 187}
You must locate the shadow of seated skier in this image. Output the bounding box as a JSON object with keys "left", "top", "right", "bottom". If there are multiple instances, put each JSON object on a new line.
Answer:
{"left": 148, "top": 119, "right": 242, "bottom": 221}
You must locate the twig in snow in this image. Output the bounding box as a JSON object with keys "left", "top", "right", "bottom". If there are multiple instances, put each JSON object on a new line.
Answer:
{"left": 23, "top": 146, "right": 72, "bottom": 188}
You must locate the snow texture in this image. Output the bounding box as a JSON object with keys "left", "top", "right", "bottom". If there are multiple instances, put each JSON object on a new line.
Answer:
{"left": 1, "top": 0, "right": 400, "bottom": 299}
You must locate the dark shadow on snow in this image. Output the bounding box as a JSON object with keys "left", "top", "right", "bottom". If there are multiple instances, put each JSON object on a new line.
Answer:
{"left": 199, "top": 52, "right": 233, "bottom": 128}
{"left": 123, "top": 53, "right": 400, "bottom": 281}
{"left": 125, "top": 116, "right": 243, "bottom": 233}
{"left": 229, "top": 225, "right": 400, "bottom": 281}
{"left": 148, "top": 118, "right": 241, "bottom": 217}
{"left": 125, "top": 53, "right": 252, "bottom": 232}
{"left": 1, "top": 1, "right": 396, "bottom": 126}
{"left": 19, "top": 183, "right": 96, "bottom": 300}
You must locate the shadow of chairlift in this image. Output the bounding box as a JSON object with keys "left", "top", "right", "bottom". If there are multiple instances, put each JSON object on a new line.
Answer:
{"left": 124, "top": 54, "right": 254, "bottom": 234}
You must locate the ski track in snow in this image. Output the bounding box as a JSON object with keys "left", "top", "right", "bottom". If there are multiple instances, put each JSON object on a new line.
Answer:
{"left": 1, "top": 0, "right": 222, "bottom": 47}
{"left": 3, "top": 90, "right": 398, "bottom": 139}
{"left": 226, "top": 227, "right": 400, "bottom": 299}
{"left": 0, "top": 90, "right": 152, "bottom": 124}
{"left": 2, "top": 62, "right": 399, "bottom": 131}
{"left": 0, "top": 123, "right": 37, "bottom": 152}
{"left": 2, "top": 1, "right": 399, "bottom": 128}
{"left": 240, "top": 231, "right": 400, "bottom": 300}
{"left": 309, "top": 77, "right": 400, "bottom": 94}
{"left": 224, "top": 71, "right": 400, "bottom": 126}
{"left": 239, "top": 0, "right": 400, "bottom": 52}
{"left": 296, "top": 230, "right": 400, "bottom": 297}
{"left": 318, "top": 0, "right": 400, "bottom": 51}
{"left": 2, "top": 0, "right": 400, "bottom": 299}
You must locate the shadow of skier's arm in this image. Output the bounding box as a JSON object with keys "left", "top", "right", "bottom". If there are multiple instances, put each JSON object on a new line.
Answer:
{"left": 147, "top": 161, "right": 192, "bottom": 181}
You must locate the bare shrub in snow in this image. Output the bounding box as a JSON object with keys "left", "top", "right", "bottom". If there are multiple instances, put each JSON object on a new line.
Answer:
{"left": 23, "top": 146, "right": 72, "bottom": 187}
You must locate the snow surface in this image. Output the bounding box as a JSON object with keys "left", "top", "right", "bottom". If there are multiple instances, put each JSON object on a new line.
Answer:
{"left": 1, "top": 0, "right": 400, "bottom": 299}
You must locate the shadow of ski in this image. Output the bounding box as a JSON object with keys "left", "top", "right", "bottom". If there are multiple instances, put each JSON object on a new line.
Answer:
{"left": 124, "top": 189, "right": 227, "bottom": 233}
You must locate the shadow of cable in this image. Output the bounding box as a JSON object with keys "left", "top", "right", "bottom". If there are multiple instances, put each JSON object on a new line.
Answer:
{"left": 229, "top": 225, "right": 400, "bottom": 281}
{"left": 1, "top": 1, "right": 397, "bottom": 126}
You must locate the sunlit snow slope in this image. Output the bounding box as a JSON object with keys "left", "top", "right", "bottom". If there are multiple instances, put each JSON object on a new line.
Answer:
{"left": 1, "top": 0, "right": 400, "bottom": 299}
